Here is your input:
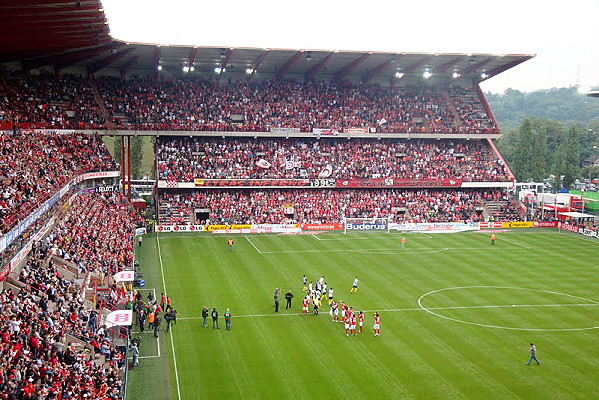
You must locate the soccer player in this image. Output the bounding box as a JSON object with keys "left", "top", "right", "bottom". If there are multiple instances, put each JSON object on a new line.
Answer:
{"left": 344, "top": 309, "right": 350, "bottom": 336}
{"left": 373, "top": 312, "right": 380, "bottom": 336}
{"left": 491, "top": 233, "right": 496, "bottom": 245}
{"left": 302, "top": 275, "right": 307, "bottom": 291}
{"left": 350, "top": 311, "right": 357, "bottom": 336}
{"left": 358, "top": 311, "right": 364, "bottom": 333}
{"left": 308, "top": 281, "right": 313, "bottom": 295}
{"left": 350, "top": 276, "right": 359, "bottom": 294}
{"left": 302, "top": 296, "right": 309, "bottom": 315}
{"left": 228, "top": 238, "right": 234, "bottom": 251}
{"left": 401, "top": 236, "right": 406, "bottom": 250}
{"left": 321, "top": 282, "right": 327, "bottom": 301}
{"left": 329, "top": 300, "right": 336, "bottom": 320}
{"left": 333, "top": 301, "right": 340, "bottom": 322}
{"left": 328, "top": 287, "right": 334, "bottom": 304}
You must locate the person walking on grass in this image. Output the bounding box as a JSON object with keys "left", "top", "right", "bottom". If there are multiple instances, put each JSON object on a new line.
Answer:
{"left": 228, "top": 238, "right": 234, "bottom": 251}
{"left": 285, "top": 290, "right": 294, "bottom": 310}
{"left": 274, "top": 288, "right": 280, "bottom": 312}
{"left": 202, "top": 306, "right": 209, "bottom": 328}
{"left": 129, "top": 342, "right": 139, "bottom": 367}
{"left": 527, "top": 343, "right": 540, "bottom": 365}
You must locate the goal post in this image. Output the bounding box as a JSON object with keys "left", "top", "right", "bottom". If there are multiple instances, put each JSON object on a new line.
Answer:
{"left": 343, "top": 217, "right": 391, "bottom": 234}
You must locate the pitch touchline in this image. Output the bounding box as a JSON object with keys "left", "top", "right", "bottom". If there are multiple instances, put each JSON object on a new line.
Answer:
{"left": 177, "top": 302, "right": 598, "bottom": 320}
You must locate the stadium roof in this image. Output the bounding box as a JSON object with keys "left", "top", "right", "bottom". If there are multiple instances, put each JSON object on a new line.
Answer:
{"left": 0, "top": 1, "right": 534, "bottom": 84}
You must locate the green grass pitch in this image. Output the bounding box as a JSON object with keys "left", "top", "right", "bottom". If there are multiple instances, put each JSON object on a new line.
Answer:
{"left": 128, "top": 229, "right": 599, "bottom": 399}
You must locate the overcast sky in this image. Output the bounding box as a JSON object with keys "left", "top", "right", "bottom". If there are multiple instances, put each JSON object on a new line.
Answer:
{"left": 102, "top": 0, "right": 599, "bottom": 94}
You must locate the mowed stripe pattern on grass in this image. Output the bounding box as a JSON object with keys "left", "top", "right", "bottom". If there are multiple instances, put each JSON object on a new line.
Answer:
{"left": 157, "top": 231, "right": 599, "bottom": 399}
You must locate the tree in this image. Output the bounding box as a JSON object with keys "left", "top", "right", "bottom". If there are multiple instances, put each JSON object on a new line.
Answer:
{"left": 531, "top": 127, "right": 547, "bottom": 181}
{"left": 562, "top": 125, "right": 581, "bottom": 189}
{"left": 512, "top": 119, "right": 533, "bottom": 181}
{"left": 131, "top": 136, "right": 143, "bottom": 179}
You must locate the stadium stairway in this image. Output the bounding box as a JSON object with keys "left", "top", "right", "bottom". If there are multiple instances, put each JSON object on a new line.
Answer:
{"left": 91, "top": 81, "right": 114, "bottom": 129}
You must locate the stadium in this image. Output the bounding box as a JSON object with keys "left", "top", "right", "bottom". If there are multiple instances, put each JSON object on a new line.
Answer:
{"left": 0, "top": 1, "right": 598, "bottom": 399}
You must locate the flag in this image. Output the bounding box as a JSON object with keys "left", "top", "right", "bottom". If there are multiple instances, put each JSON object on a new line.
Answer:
{"left": 256, "top": 159, "right": 271, "bottom": 169}
{"left": 318, "top": 165, "right": 332, "bottom": 178}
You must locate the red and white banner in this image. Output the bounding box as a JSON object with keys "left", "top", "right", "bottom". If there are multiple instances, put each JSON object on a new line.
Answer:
{"left": 105, "top": 310, "right": 133, "bottom": 327}
{"left": 256, "top": 159, "right": 271, "bottom": 169}
{"left": 534, "top": 221, "right": 558, "bottom": 228}
{"left": 478, "top": 222, "right": 503, "bottom": 229}
{"left": 313, "top": 128, "right": 336, "bottom": 135}
{"left": 343, "top": 127, "right": 369, "bottom": 134}
{"left": 156, "top": 225, "right": 205, "bottom": 232}
{"left": 113, "top": 271, "right": 135, "bottom": 282}
{"left": 300, "top": 223, "right": 344, "bottom": 231}
{"left": 336, "top": 178, "right": 463, "bottom": 189}
{"left": 559, "top": 222, "right": 579, "bottom": 233}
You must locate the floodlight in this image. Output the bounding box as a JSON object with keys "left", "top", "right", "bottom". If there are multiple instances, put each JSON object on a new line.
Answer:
{"left": 246, "top": 68, "right": 254, "bottom": 74}
{"left": 214, "top": 67, "right": 222, "bottom": 74}
{"left": 157, "top": 65, "right": 162, "bottom": 71}
{"left": 190, "top": 66, "right": 194, "bottom": 72}
{"left": 183, "top": 66, "right": 189, "bottom": 73}
{"left": 395, "top": 72, "right": 404, "bottom": 79}
{"left": 422, "top": 70, "right": 432, "bottom": 79}
{"left": 452, "top": 72, "right": 460, "bottom": 79}
{"left": 481, "top": 72, "right": 488, "bottom": 79}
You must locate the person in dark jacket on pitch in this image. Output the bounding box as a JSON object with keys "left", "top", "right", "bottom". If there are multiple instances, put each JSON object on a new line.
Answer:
{"left": 285, "top": 290, "right": 294, "bottom": 309}
{"left": 202, "top": 306, "right": 209, "bottom": 328}
{"left": 211, "top": 308, "right": 219, "bottom": 329}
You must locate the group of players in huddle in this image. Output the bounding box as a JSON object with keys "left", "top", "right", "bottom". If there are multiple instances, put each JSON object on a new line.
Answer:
{"left": 300, "top": 275, "right": 381, "bottom": 336}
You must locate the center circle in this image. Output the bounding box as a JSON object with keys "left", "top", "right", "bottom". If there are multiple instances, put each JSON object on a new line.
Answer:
{"left": 417, "top": 286, "right": 599, "bottom": 331}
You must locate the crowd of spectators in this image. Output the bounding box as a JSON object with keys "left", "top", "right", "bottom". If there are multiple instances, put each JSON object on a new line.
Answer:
{"left": 156, "top": 137, "right": 510, "bottom": 182}
{"left": 44, "top": 192, "right": 139, "bottom": 277}
{"left": 0, "top": 68, "right": 499, "bottom": 134}
{"left": 0, "top": 131, "right": 117, "bottom": 238}
{"left": 0, "top": 69, "right": 105, "bottom": 129}
{"left": 0, "top": 245, "right": 125, "bottom": 398}
{"left": 158, "top": 189, "right": 521, "bottom": 225}
{"left": 450, "top": 87, "right": 497, "bottom": 134}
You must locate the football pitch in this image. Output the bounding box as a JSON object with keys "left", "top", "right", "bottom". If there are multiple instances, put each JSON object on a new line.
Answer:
{"left": 129, "top": 229, "right": 599, "bottom": 399}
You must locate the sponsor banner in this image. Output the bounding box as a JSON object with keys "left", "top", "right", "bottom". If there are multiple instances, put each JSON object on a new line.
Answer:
{"left": 534, "top": 221, "right": 558, "bottom": 228}
{"left": 206, "top": 224, "right": 251, "bottom": 232}
{"left": 193, "top": 179, "right": 312, "bottom": 188}
{"left": 94, "top": 185, "right": 117, "bottom": 193}
{"left": 502, "top": 221, "right": 534, "bottom": 228}
{"left": 392, "top": 222, "right": 478, "bottom": 233}
{"left": 253, "top": 224, "right": 298, "bottom": 230}
{"left": 580, "top": 228, "right": 598, "bottom": 238}
{"left": 156, "top": 225, "right": 206, "bottom": 232}
{"left": 212, "top": 227, "right": 302, "bottom": 234}
{"left": 336, "top": 178, "right": 462, "bottom": 189}
{"left": 559, "top": 223, "right": 579, "bottom": 233}
{"left": 300, "top": 223, "right": 344, "bottom": 231}
{"left": 271, "top": 127, "right": 300, "bottom": 133}
{"left": 211, "top": 229, "right": 253, "bottom": 234}
{"left": 346, "top": 223, "right": 388, "bottom": 231}
{"left": 73, "top": 170, "right": 120, "bottom": 185}
{"left": 343, "top": 127, "right": 369, "bottom": 134}
{"left": 0, "top": 264, "right": 10, "bottom": 282}
{"left": 135, "top": 227, "right": 147, "bottom": 236}
{"left": 105, "top": 310, "right": 133, "bottom": 327}
{"left": 478, "top": 222, "right": 503, "bottom": 229}
{"left": 312, "top": 128, "right": 336, "bottom": 135}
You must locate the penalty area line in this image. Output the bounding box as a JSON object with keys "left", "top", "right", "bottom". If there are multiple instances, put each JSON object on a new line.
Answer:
{"left": 244, "top": 236, "right": 263, "bottom": 253}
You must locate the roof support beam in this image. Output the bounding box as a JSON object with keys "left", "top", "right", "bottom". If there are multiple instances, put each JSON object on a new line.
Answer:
{"left": 304, "top": 52, "right": 335, "bottom": 82}
{"left": 153, "top": 45, "right": 161, "bottom": 78}
{"left": 401, "top": 55, "right": 436, "bottom": 75}
{"left": 120, "top": 55, "right": 139, "bottom": 75}
{"left": 433, "top": 56, "right": 464, "bottom": 74}
{"left": 335, "top": 53, "right": 371, "bottom": 81}
{"left": 188, "top": 47, "right": 197, "bottom": 67}
{"left": 247, "top": 49, "right": 269, "bottom": 81}
{"left": 23, "top": 42, "right": 119, "bottom": 70}
{"left": 87, "top": 47, "right": 136, "bottom": 75}
{"left": 482, "top": 56, "right": 534, "bottom": 81}
{"left": 275, "top": 50, "right": 303, "bottom": 81}
{"left": 458, "top": 57, "right": 493, "bottom": 79}
{"left": 361, "top": 56, "right": 397, "bottom": 85}
{"left": 217, "top": 48, "right": 233, "bottom": 81}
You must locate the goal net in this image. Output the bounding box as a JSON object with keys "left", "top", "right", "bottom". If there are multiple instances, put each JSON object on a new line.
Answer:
{"left": 343, "top": 217, "right": 391, "bottom": 234}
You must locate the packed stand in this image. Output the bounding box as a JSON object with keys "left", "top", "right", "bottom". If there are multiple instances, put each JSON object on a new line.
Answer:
{"left": 156, "top": 137, "right": 510, "bottom": 182}
{"left": 0, "top": 69, "right": 105, "bottom": 129}
{"left": 96, "top": 76, "right": 495, "bottom": 134}
{"left": 449, "top": 87, "right": 498, "bottom": 134}
{"left": 44, "top": 192, "right": 138, "bottom": 277}
{"left": 158, "top": 189, "right": 523, "bottom": 225}
{"left": 0, "top": 131, "right": 117, "bottom": 238}
{"left": 0, "top": 251, "right": 124, "bottom": 398}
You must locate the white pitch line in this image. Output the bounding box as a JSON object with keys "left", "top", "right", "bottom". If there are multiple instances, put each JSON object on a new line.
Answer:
{"left": 311, "top": 234, "right": 322, "bottom": 241}
{"left": 157, "top": 233, "right": 182, "bottom": 400}
{"left": 177, "top": 302, "right": 599, "bottom": 320}
{"left": 244, "top": 235, "right": 262, "bottom": 253}
{"left": 251, "top": 246, "right": 525, "bottom": 254}
{"left": 496, "top": 235, "right": 531, "bottom": 249}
